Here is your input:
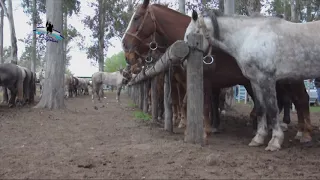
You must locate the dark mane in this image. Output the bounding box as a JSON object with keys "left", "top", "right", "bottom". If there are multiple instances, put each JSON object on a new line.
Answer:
{"left": 203, "top": 9, "right": 222, "bottom": 40}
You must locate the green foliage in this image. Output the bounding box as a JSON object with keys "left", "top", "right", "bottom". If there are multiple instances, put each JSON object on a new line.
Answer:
{"left": 104, "top": 51, "right": 126, "bottom": 72}
{"left": 133, "top": 111, "right": 151, "bottom": 121}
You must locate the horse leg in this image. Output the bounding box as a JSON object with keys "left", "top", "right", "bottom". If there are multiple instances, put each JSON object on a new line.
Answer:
{"left": 290, "top": 81, "right": 312, "bottom": 144}
{"left": 248, "top": 77, "right": 283, "bottom": 151}
{"left": 243, "top": 84, "right": 258, "bottom": 134}
{"left": 276, "top": 82, "right": 291, "bottom": 132}
{"left": 116, "top": 83, "right": 122, "bottom": 103}
{"left": 247, "top": 81, "right": 269, "bottom": 147}
{"left": 8, "top": 88, "right": 17, "bottom": 108}
{"left": 2, "top": 87, "right": 8, "bottom": 105}
{"left": 211, "top": 88, "right": 221, "bottom": 134}
{"left": 202, "top": 82, "right": 213, "bottom": 144}
{"left": 16, "top": 78, "right": 24, "bottom": 106}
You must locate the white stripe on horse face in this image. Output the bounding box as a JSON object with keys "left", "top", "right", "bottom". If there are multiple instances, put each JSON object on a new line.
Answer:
{"left": 122, "top": 11, "right": 137, "bottom": 48}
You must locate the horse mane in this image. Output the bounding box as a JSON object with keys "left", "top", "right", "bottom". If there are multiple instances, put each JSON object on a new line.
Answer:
{"left": 204, "top": 9, "right": 222, "bottom": 40}
{"left": 152, "top": 4, "right": 190, "bottom": 18}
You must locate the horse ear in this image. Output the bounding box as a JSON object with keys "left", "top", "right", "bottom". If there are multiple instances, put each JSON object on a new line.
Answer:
{"left": 192, "top": 9, "right": 198, "bottom": 21}
{"left": 142, "top": 0, "right": 149, "bottom": 8}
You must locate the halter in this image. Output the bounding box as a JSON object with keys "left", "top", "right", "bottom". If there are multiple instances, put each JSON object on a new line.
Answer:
{"left": 124, "top": 5, "right": 167, "bottom": 63}
{"left": 198, "top": 16, "right": 214, "bottom": 65}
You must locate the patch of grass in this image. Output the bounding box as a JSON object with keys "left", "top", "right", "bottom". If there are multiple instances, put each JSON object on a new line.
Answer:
{"left": 128, "top": 102, "right": 137, "bottom": 108}
{"left": 310, "top": 106, "right": 320, "bottom": 113}
{"left": 133, "top": 111, "right": 151, "bottom": 121}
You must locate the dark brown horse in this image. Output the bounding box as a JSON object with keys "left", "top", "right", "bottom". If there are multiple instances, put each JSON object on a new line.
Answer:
{"left": 122, "top": 0, "right": 311, "bottom": 144}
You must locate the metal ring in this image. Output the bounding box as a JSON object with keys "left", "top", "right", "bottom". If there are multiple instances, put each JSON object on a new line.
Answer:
{"left": 145, "top": 57, "right": 153, "bottom": 63}
{"left": 149, "top": 42, "right": 158, "bottom": 51}
{"left": 203, "top": 55, "right": 214, "bottom": 65}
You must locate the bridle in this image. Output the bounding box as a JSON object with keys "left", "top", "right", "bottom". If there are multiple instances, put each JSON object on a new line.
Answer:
{"left": 198, "top": 16, "right": 215, "bottom": 65}
{"left": 124, "top": 5, "right": 168, "bottom": 64}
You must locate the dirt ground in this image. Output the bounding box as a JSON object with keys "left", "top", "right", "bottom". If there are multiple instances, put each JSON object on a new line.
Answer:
{"left": 1, "top": 91, "right": 320, "bottom": 179}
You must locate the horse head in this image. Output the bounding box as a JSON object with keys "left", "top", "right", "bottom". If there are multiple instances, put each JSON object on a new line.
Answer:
{"left": 184, "top": 9, "right": 222, "bottom": 64}
{"left": 122, "top": 0, "right": 156, "bottom": 63}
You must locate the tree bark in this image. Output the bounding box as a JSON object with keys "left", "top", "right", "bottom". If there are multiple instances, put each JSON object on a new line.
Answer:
{"left": 98, "top": 0, "right": 105, "bottom": 72}
{"left": 63, "top": 11, "right": 67, "bottom": 67}
{"left": 184, "top": 33, "right": 204, "bottom": 145}
{"left": 224, "top": 0, "right": 235, "bottom": 15}
{"left": 0, "top": 0, "right": 17, "bottom": 64}
{"left": 290, "top": 0, "right": 296, "bottom": 22}
{"left": 128, "top": 40, "right": 189, "bottom": 85}
{"left": 0, "top": 0, "right": 4, "bottom": 64}
{"left": 31, "top": 0, "right": 36, "bottom": 72}
{"left": 35, "top": 0, "right": 65, "bottom": 109}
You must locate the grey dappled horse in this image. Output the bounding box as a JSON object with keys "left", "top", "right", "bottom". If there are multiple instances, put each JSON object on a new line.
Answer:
{"left": 91, "top": 70, "right": 127, "bottom": 103}
{"left": 185, "top": 10, "right": 319, "bottom": 151}
{"left": 0, "top": 63, "right": 25, "bottom": 107}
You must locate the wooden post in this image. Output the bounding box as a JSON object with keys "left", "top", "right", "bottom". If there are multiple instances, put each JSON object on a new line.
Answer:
{"left": 143, "top": 80, "right": 150, "bottom": 113}
{"left": 185, "top": 33, "right": 204, "bottom": 145}
{"left": 139, "top": 82, "right": 144, "bottom": 110}
{"left": 164, "top": 70, "right": 173, "bottom": 132}
{"left": 151, "top": 76, "right": 158, "bottom": 123}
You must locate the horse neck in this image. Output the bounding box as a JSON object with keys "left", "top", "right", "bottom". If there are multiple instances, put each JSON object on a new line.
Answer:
{"left": 153, "top": 5, "right": 190, "bottom": 45}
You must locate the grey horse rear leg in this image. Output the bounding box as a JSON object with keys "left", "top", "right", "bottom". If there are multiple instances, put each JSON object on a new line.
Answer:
{"left": 116, "top": 83, "right": 123, "bottom": 102}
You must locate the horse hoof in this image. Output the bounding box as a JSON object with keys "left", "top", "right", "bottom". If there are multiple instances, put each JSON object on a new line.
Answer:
{"left": 248, "top": 140, "right": 263, "bottom": 147}
{"left": 280, "top": 123, "right": 288, "bottom": 132}
{"left": 178, "top": 123, "right": 186, "bottom": 129}
{"left": 302, "top": 141, "right": 313, "bottom": 148}
{"left": 265, "top": 144, "right": 281, "bottom": 151}
{"left": 212, "top": 128, "right": 221, "bottom": 134}
{"left": 8, "top": 104, "right": 14, "bottom": 108}
{"left": 294, "top": 131, "right": 303, "bottom": 140}
{"left": 300, "top": 136, "right": 312, "bottom": 143}
{"left": 265, "top": 136, "right": 282, "bottom": 151}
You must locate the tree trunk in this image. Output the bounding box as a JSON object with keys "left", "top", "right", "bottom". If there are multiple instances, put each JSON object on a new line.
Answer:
{"left": 0, "top": 0, "right": 17, "bottom": 64}
{"left": 98, "top": 0, "right": 105, "bottom": 72}
{"left": 290, "top": 0, "right": 296, "bottom": 22}
{"left": 31, "top": 0, "right": 36, "bottom": 72}
{"left": 178, "top": 0, "right": 185, "bottom": 14}
{"left": 224, "top": 0, "right": 235, "bottom": 15}
{"left": 35, "top": 0, "right": 65, "bottom": 109}
{"left": 63, "top": 11, "right": 67, "bottom": 67}
{"left": 0, "top": 0, "right": 4, "bottom": 64}
{"left": 306, "top": 0, "right": 312, "bottom": 22}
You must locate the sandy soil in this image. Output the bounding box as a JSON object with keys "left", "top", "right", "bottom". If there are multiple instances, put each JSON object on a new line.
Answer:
{"left": 1, "top": 91, "right": 320, "bottom": 179}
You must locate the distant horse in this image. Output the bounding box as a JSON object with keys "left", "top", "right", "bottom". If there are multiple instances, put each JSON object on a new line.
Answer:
{"left": 36, "top": 69, "right": 45, "bottom": 98}
{"left": 64, "top": 74, "right": 74, "bottom": 98}
{"left": 122, "top": 0, "right": 310, "bottom": 146}
{"left": 91, "top": 70, "right": 127, "bottom": 103}
{"left": 185, "top": 9, "right": 316, "bottom": 151}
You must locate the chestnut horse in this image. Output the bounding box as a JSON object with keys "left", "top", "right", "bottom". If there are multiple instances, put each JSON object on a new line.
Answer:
{"left": 122, "top": 0, "right": 310, "bottom": 144}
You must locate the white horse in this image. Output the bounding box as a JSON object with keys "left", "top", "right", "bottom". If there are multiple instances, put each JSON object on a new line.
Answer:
{"left": 91, "top": 70, "right": 127, "bottom": 103}
{"left": 184, "top": 10, "right": 320, "bottom": 151}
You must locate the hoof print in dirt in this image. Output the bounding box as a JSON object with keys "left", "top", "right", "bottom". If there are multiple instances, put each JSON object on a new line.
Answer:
{"left": 93, "top": 106, "right": 98, "bottom": 110}
{"left": 77, "top": 163, "right": 95, "bottom": 169}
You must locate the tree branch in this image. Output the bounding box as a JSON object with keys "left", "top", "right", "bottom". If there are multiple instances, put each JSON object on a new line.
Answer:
{"left": 0, "top": 0, "right": 9, "bottom": 18}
